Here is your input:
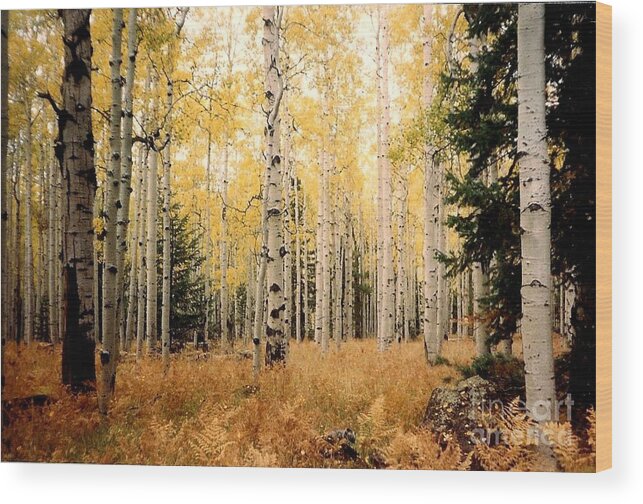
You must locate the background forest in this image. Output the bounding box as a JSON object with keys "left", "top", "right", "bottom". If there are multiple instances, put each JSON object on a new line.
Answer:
{"left": 1, "top": 3, "right": 597, "bottom": 471}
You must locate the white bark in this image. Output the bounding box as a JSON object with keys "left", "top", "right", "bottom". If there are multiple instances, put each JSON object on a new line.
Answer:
{"left": 262, "top": 5, "right": 286, "bottom": 365}
{"left": 117, "top": 8, "right": 138, "bottom": 349}
{"left": 517, "top": 2, "right": 555, "bottom": 421}
{"left": 378, "top": 5, "right": 394, "bottom": 351}
{"left": 145, "top": 146, "right": 158, "bottom": 355}
{"left": 422, "top": 4, "right": 440, "bottom": 364}
{"left": 220, "top": 141, "right": 229, "bottom": 348}
{"left": 161, "top": 76, "right": 173, "bottom": 370}
{"left": 23, "top": 101, "right": 33, "bottom": 345}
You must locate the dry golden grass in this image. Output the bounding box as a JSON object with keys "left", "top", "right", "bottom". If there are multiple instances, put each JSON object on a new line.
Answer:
{"left": 1, "top": 337, "right": 593, "bottom": 471}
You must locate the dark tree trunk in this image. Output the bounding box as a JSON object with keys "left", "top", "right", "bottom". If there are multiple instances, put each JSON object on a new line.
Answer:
{"left": 58, "top": 9, "right": 97, "bottom": 392}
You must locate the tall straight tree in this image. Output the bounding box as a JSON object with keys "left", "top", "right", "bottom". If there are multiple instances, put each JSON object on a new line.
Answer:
{"left": 55, "top": 9, "right": 96, "bottom": 391}
{"left": 262, "top": 5, "right": 287, "bottom": 365}
{"left": 23, "top": 99, "right": 33, "bottom": 344}
{"left": 422, "top": 4, "right": 440, "bottom": 364}
{"left": 377, "top": 4, "right": 394, "bottom": 351}
{"left": 517, "top": 2, "right": 555, "bottom": 421}
{"left": 116, "top": 8, "right": 138, "bottom": 350}
{"left": 99, "top": 7, "right": 124, "bottom": 414}
{"left": 145, "top": 144, "right": 159, "bottom": 355}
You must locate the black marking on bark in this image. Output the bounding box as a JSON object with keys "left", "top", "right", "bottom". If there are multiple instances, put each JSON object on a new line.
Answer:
{"left": 269, "top": 283, "right": 281, "bottom": 293}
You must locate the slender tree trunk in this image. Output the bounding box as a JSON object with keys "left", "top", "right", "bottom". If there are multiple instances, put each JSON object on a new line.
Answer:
{"left": 23, "top": 101, "right": 33, "bottom": 345}
{"left": 204, "top": 134, "right": 212, "bottom": 344}
{"left": 145, "top": 146, "right": 158, "bottom": 356}
{"left": 517, "top": 2, "right": 555, "bottom": 421}
{"left": 220, "top": 141, "right": 229, "bottom": 348}
{"left": 161, "top": 81, "right": 172, "bottom": 370}
{"left": 58, "top": 9, "right": 96, "bottom": 391}
{"left": 314, "top": 160, "right": 323, "bottom": 345}
{"left": 47, "top": 154, "right": 59, "bottom": 343}
{"left": 125, "top": 146, "right": 143, "bottom": 352}
{"left": 262, "top": 6, "right": 287, "bottom": 365}
{"left": 294, "top": 171, "right": 302, "bottom": 343}
{"left": 117, "top": 8, "right": 138, "bottom": 350}
{"left": 99, "top": 8, "right": 124, "bottom": 415}
{"left": 320, "top": 140, "right": 331, "bottom": 353}
{"left": 422, "top": 4, "right": 440, "bottom": 364}
{"left": 135, "top": 146, "right": 148, "bottom": 359}
{"left": 378, "top": 5, "right": 394, "bottom": 351}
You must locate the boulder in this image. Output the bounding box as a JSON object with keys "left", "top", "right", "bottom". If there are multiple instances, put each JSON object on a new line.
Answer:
{"left": 422, "top": 375, "right": 499, "bottom": 453}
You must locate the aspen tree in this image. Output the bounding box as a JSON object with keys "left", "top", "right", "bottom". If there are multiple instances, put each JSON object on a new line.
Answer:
{"left": 145, "top": 145, "right": 159, "bottom": 355}
{"left": 262, "top": 5, "right": 287, "bottom": 365}
{"left": 517, "top": 2, "right": 555, "bottom": 421}
{"left": 378, "top": 4, "right": 394, "bottom": 351}
{"left": 294, "top": 169, "right": 302, "bottom": 343}
{"left": 116, "top": 8, "right": 138, "bottom": 349}
{"left": 220, "top": 141, "right": 229, "bottom": 348}
{"left": 57, "top": 9, "right": 97, "bottom": 391}
{"left": 99, "top": 9, "right": 124, "bottom": 413}
{"left": 314, "top": 152, "right": 323, "bottom": 345}
{"left": 124, "top": 148, "right": 142, "bottom": 351}
{"left": 23, "top": 100, "right": 33, "bottom": 345}
{"left": 422, "top": 4, "right": 440, "bottom": 364}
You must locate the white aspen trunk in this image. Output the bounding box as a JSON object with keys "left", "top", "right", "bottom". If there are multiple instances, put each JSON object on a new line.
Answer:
{"left": 135, "top": 148, "right": 149, "bottom": 360}
{"left": 220, "top": 141, "right": 229, "bottom": 348}
{"left": 378, "top": 5, "right": 394, "bottom": 351}
{"left": 473, "top": 262, "right": 490, "bottom": 356}
{"left": 161, "top": 79, "right": 173, "bottom": 370}
{"left": 47, "top": 155, "right": 59, "bottom": 344}
{"left": 23, "top": 101, "right": 33, "bottom": 345}
{"left": 518, "top": 2, "right": 555, "bottom": 421}
{"left": 437, "top": 175, "right": 448, "bottom": 348}
{"left": 314, "top": 153, "right": 323, "bottom": 345}
{"left": 333, "top": 189, "right": 343, "bottom": 349}
{"left": 145, "top": 146, "right": 158, "bottom": 356}
{"left": 282, "top": 104, "right": 292, "bottom": 345}
{"left": 344, "top": 196, "right": 354, "bottom": 340}
{"left": 320, "top": 142, "right": 331, "bottom": 353}
{"left": 204, "top": 133, "right": 212, "bottom": 344}
{"left": 422, "top": 4, "right": 440, "bottom": 363}
{"left": 116, "top": 8, "right": 138, "bottom": 350}
{"left": 252, "top": 175, "right": 268, "bottom": 374}
{"left": 375, "top": 10, "right": 383, "bottom": 347}
{"left": 59, "top": 9, "right": 96, "bottom": 391}
{"left": 125, "top": 146, "right": 143, "bottom": 351}
{"left": 99, "top": 8, "right": 124, "bottom": 414}
{"left": 244, "top": 254, "right": 255, "bottom": 346}
{"left": 303, "top": 224, "right": 310, "bottom": 341}
{"left": 294, "top": 170, "right": 302, "bottom": 343}
{"left": 262, "top": 7, "right": 286, "bottom": 366}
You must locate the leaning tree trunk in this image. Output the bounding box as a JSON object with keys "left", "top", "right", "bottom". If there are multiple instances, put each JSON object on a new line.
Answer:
{"left": 517, "top": 2, "right": 555, "bottom": 421}
{"left": 58, "top": 9, "right": 97, "bottom": 392}
{"left": 422, "top": 4, "right": 440, "bottom": 364}
{"left": 99, "top": 8, "right": 124, "bottom": 414}
{"left": 262, "top": 6, "right": 287, "bottom": 366}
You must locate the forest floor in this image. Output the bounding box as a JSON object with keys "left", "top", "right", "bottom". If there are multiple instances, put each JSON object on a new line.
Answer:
{"left": 1, "top": 336, "right": 595, "bottom": 471}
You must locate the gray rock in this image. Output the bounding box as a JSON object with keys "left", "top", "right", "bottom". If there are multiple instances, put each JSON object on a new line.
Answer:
{"left": 422, "top": 375, "right": 499, "bottom": 452}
